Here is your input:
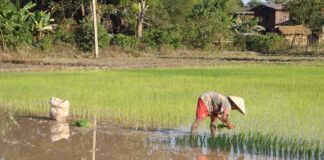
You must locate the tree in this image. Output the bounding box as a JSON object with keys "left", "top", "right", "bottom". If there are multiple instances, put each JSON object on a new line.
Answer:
{"left": 184, "top": 0, "right": 231, "bottom": 48}
{"left": 287, "top": 0, "right": 324, "bottom": 33}
{"left": 105, "top": 0, "right": 168, "bottom": 38}
{"left": 135, "top": 0, "right": 148, "bottom": 38}
{"left": 162, "top": 0, "right": 198, "bottom": 24}
{"left": 49, "top": 0, "right": 91, "bottom": 23}
{"left": 229, "top": 0, "right": 244, "bottom": 11}
{"left": 246, "top": 0, "right": 262, "bottom": 8}
{"left": 131, "top": 0, "right": 169, "bottom": 38}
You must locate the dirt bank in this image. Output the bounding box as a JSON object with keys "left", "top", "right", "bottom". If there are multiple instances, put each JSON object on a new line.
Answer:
{"left": 1, "top": 54, "right": 324, "bottom": 72}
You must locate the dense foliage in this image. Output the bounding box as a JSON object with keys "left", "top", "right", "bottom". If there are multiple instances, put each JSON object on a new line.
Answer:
{"left": 234, "top": 33, "right": 289, "bottom": 52}
{"left": 0, "top": 0, "right": 323, "bottom": 53}
{"left": 183, "top": 0, "right": 231, "bottom": 49}
{"left": 74, "top": 19, "right": 110, "bottom": 52}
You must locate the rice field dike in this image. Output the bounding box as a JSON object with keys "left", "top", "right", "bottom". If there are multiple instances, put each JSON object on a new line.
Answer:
{"left": 0, "top": 64, "right": 324, "bottom": 158}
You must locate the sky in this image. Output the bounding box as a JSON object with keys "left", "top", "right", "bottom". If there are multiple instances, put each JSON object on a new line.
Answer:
{"left": 242, "top": 0, "right": 266, "bottom": 4}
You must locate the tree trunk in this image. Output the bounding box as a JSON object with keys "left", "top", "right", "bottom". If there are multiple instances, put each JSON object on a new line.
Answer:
{"left": 136, "top": 0, "right": 147, "bottom": 38}
{"left": 1, "top": 31, "right": 6, "bottom": 50}
{"left": 81, "top": 0, "right": 85, "bottom": 17}
{"left": 136, "top": 18, "right": 143, "bottom": 38}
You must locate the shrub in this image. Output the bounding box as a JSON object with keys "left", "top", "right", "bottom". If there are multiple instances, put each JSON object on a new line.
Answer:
{"left": 142, "top": 28, "right": 167, "bottom": 49}
{"left": 74, "top": 20, "right": 110, "bottom": 52}
{"left": 54, "top": 19, "right": 75, "bottom": 44}
{"left": 234, "top": 33, "right": 289, "bottom": 53}
{"left": 111, "top": 34, "right": 139, "bottom": 50}
{"left": 33, "top": 35, "right": 53, "bottom": 50}
{"left": 1, "top": 25, "right": 34, "bottom": 50}
{"left": 142, "top": 26, "right": 182, "bottom": 49}
{"left": 233, "top": 35, "right": 247, "bottom": 51}
{"left": 55, "top": 28, "right": 75, "bottom": 44}
{"left": 183, "top": 24, "right": 213, "bottom": 49}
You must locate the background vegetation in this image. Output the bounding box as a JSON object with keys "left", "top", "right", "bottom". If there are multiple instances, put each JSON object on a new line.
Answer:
{"left": 0, "top": 0, "right": 323, "bottom": 54}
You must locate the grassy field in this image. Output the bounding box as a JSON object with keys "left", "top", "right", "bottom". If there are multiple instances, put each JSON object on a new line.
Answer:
{"left": 0, "top": 64, "right": 324, "bottom": 142}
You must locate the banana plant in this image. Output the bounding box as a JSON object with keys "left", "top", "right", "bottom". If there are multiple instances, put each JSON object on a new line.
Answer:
{"left": 0, "top": 2, "right": 35, "bottom": 49}
{"left": 32, "top": 11, "right": 54, "bottom": 40}
{"left": 231, "top": 15, "right": 264, "bottom": 35}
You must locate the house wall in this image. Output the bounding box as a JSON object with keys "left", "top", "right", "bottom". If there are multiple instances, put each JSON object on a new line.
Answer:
{"left": 254, "top": 8, "right": 276, "bottom": 31}
{"left": 275, "top": 11, "right": 289, "bottom": 25}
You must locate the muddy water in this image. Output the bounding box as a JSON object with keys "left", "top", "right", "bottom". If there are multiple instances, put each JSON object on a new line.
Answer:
{"left": 0, "top": 114, "right": 265, "bottom": 160}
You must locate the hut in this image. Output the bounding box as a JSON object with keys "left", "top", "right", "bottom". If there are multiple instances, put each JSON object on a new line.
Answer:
{"left": 277, "top": 25, "right": 311, "bottom": 46}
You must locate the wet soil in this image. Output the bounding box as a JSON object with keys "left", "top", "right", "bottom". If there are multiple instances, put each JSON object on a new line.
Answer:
{"left": 0, "top": 113, "right": 263, "bottom": 160}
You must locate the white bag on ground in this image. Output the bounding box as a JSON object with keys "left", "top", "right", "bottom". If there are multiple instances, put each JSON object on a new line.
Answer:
{"left": 49, "top": 96, "right": 69, "bottom": 122}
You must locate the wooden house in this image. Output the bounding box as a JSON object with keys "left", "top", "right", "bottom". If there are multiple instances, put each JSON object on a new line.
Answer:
{"left": 250, "top": 3, "right": 289, "bottom": 31}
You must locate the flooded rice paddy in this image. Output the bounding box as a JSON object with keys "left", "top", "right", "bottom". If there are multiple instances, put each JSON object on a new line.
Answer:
{"left": 0, "top": 112, "right": 323, "bottom": 160}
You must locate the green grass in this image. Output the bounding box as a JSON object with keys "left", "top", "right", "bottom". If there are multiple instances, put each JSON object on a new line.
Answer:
{"left": 0, "top": 64, "right": 324, "bottom": 142}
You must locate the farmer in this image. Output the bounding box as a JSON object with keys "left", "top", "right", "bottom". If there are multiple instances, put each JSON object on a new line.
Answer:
{"left": 190, "top": 91, "right": 246, "bottom": 138}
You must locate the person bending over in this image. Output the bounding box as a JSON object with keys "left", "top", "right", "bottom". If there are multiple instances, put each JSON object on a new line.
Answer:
{"left": 190, "top": 91, "right": 246, "bottom": 138}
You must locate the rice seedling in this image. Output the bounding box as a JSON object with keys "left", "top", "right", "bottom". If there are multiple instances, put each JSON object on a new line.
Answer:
{"left": 74, "top": 119, "right": 91, "bottom": 127}
{"left": 173, "top": 132, "right": 324, "bottom": 160}
{"left": 0, "top": 64, "right": 323, "bottom": 144}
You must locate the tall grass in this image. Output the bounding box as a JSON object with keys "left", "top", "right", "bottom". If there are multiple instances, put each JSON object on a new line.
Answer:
{"left": 0, "top": 64, "right": 324, "bottom": 142}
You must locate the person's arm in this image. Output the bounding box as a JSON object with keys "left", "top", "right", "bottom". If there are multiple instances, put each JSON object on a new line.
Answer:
{"left": 217, "top": 109, "right": 235, "bottom": 129}
{"left": 190, "top": 119, "right": 202, "bottom": 137}
{"left": 210, "top": 116, "right": 217, "bottom": 138}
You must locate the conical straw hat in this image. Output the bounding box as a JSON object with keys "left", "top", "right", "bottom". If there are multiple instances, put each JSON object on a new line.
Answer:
{"left": 228, "top": 96, "right": 246, "bottom": 115}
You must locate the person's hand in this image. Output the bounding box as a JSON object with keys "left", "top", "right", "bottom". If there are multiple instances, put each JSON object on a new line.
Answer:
{"left": 227, "top": 124, "right": 235, "bottom": 129}
{"left": 217, "top": 124, "right": 227, "bottom": 129}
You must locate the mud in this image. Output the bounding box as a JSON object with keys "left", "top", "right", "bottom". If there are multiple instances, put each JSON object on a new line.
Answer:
{"left": 0, "top": 112, "right": 270, "bottom": 160}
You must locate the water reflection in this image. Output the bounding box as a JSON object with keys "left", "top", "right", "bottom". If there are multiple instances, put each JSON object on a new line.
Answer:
{"left": 0, "top": 113, "right": 322, "bottom": 160}
{"left": 195, "top": 152, "right": 245, "bottom": 160}
{"left": 50, "top": 121, "right": 70, "bottom": 142}
{"left": 196, "top": 154, "right": 208, "bottom": 160}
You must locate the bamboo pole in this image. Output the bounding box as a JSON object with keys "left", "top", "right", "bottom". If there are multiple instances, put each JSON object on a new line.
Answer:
{"left": 92, "top": 116, "right": 97, "bottom": 160}
{"left": 92, "top": 0, "right": 99, "bottom": 58}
